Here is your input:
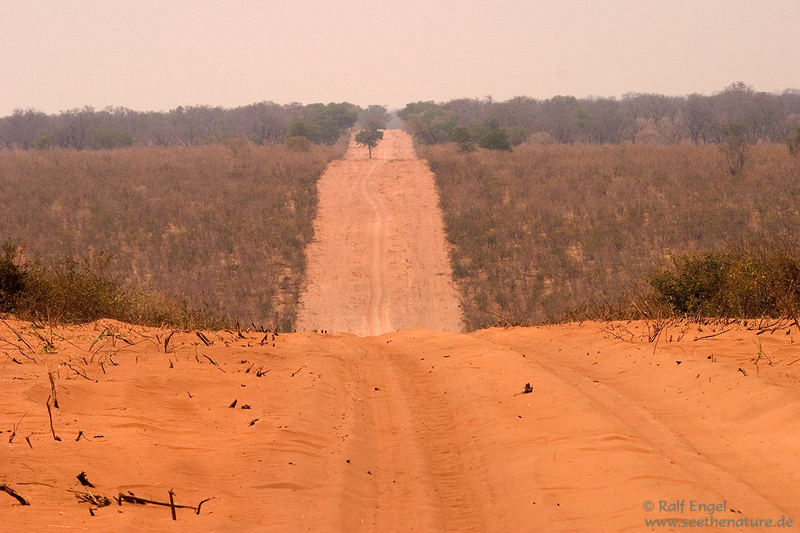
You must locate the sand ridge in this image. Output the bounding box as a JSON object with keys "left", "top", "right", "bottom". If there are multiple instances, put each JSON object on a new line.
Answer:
{"left": 296, "top": 129, "right": 462, "bottom": 336}
{"left": 2, "top": 319, "right": 799, "bottom": 531}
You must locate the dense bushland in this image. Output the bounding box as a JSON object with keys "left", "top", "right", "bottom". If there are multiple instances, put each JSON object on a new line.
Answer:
{"left": 422, "top": 143, "right": 800, "bottom": 329}
{"left": 1, "top": 244, "right": 227, "bottom": 328}
{"left": 1, "top": 142, "right": 336, "bottom": 329}
{"left": 0, "top": 101, "right": 391, "bottom": 150}
{"left": 401, "top": 83, "right": 800, "bottom": 150}
{"left": 647, "top": 244, "right": 800, "bottom": 320}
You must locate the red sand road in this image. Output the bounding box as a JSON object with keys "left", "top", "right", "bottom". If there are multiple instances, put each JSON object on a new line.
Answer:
{"left": 3, "top": 131, "right": 800, "bottom": 531}
{"left": 295, "top": 129, "right": 462, "bottom": 336}
{"left": 2, "top": 319, "right": 800, "bottom": 531}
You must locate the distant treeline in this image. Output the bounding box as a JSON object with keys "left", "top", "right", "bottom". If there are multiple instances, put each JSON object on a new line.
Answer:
{"left": 0, "top": 102, "right": 390, "bottom": 150}
{"left": 399, "top": 82, "right": 800, "bottom": 148}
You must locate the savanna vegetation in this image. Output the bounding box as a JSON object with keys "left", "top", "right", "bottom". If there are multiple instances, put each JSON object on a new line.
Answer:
{"left": 421, "top": 143, "right": 800, "bottom": 329}
{"left": 401, "top": 83, "right": 800, "bottom": 155}
{"left": 0, "top": 101, "right": 391, "bottom": 150}
{"left": 0, "top": 243, "right": 227, "bottom": 329}
{"left": 0, "top": 141, "right": 338, "bottom": 329}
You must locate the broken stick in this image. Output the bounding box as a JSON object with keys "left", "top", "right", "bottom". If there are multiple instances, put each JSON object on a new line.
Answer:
{"left": 195, "top": 331, "right": 212, "bottom": 346}
{"left": 164, "top": 331, "right": 175, "bottom": 353}
{"left": 169, "top": 490, "right": 177, "bottom": 521}
{"left": 117, "top": 491, "right": 205, "bottom": 515}
{"left": 0, "top": 484, "right": 30, "bottom": 505}
{"left": 0, "top": 318, "right": 34, "bottom": 352}
{"left": 46, "top": 395, "right": 61, "bottom": 441}
{"left": 48, "top": 371, "right": 59, "bottom": 408}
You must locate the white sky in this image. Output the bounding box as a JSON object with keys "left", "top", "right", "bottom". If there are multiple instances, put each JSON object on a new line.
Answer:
{"left": 1, "top": 0, "right": 799, "bottom": 115}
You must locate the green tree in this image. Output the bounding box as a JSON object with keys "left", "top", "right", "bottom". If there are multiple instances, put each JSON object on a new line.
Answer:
{"left": 397, "top": 101, "right": 457, "bottom": 144}
{"left": 479, "top": 127, "right": 512, "bottom": 151}
{"left": 507, "top": 125, "right": 529, "bottom": 146}
{"left": 92, "top": 128, "right": 134, "bottom": 149}
{"left": 450, "top": 126, "right": 476, "bottom": 152}
{"left": 359, "top": 105, "right": 390, "bottom": 129}
{"left": 286, "top": 119, "right": 317, "bottom": 141}
{"left": 355, "top": 124, "right": 384, "bottom": 159}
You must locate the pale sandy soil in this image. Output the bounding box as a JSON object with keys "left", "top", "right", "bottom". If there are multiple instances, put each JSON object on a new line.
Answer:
{"left": 295, "top": 129, "right": 462, "bottom": 335}
{"left": 2, "top": 318, "right": 799, "bottom": 531}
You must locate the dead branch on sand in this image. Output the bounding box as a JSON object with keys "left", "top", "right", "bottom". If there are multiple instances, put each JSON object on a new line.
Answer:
{"left": 0, "top": 484, "right": 30, "bottom": 505}
{"left": 45, "top": 395, "right": 61, "bottom": 441}
{"left": 61, "top": 362, "right": 96, "bottom": 382}
{"left": 195, "top": 331, "right": 212, "bottom": 346}
{"left": 48, "top": 371, "right": 59, "bottom": 408}
{"left": 116, "top": 491, "right": 213, "bottom": 517}
{"left": 1, "top": 318, "right": 34, "bottom": 352}
{"left": 163, "top": 331, "right": 176, "bottom": 353}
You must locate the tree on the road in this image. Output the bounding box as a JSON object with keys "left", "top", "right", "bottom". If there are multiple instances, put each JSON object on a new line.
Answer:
{"left": 355, "top": 123, "right": 384, "bottom": 159}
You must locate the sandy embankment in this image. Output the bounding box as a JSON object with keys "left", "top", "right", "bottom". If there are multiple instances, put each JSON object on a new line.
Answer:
{"left": 2, "top": 319, "right": 799, "bottom": 531}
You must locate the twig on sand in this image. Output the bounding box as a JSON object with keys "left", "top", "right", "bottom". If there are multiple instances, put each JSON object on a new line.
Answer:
{"left": 46, "top": 395, "right": 61, "bottom": 441}
{"left": 48, "top": 371, "right": 59, "bottom": 408}
{"left": 694, "top": 327, "right": 736, "bottom": 341}
{"left": 164, "top": 331, "right": 176, "bottom": 353}
{"left": 291, "top": 364, "right": 306, "bottom": 377}
{"left": 9, "top": 414, "right": 25, "bottom": 444}
{"left": 195, "top": 331, "right": 212, "bottom": 346}
{"left": 196, "top": 497, "right": 214, "bottom": 514}
{"left": 0, "top": 484, "right": 30, "bottom": 505}
{"left": 61, "top": 362, "right": 95, "bottom": 382}
{"left": 1, "top": 318, "right": 34, "bottom": 353}
{"left": 72, "top": 489, "right": 111, "bottom": 508}
{"left": 201, "top": 354, "right": 224, "bottom": 372}
{"left": 169, "top": 490, "right": 177, "bottom": 520}
{"left": 117, "top": 491, "right": 211, "bottom": 516}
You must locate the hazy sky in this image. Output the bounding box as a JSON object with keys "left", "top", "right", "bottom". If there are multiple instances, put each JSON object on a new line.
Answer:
{"left": 2, "top": 0, "right": 799, "bottom": 115}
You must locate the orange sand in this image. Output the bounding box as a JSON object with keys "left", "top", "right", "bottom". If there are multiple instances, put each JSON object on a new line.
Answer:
{"left": 2, "top": 319, "right": 799, "bottom": 531}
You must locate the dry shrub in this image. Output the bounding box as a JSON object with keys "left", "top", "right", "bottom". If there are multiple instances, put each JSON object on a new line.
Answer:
{"left": 648, "top": 242, "right": 800, "bottom": 318}
{"left": 0, "top": 144, "right": 336, "bottom": 329}
{"left": 422, "top": 143, "right": 800, "bottom": 329}
{"left": 0, "top": 245, "right": 228, "bottom": 328}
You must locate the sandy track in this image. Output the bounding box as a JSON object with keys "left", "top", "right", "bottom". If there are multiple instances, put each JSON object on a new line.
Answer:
{"left": 2, "top": 319, "right": 799, "bottom": 531}
{"left": 296, "top": 129, "right": 462, "bottom": 336}
{"left": 4, "top": 132, "right": 799, "bottom": 532}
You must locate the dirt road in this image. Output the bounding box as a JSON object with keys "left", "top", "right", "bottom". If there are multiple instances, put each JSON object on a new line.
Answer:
{"left": 3, "top": 131, "right": 799, "bottom": 531}
{"left": 2, "top": 319, "right": 799, "bottom": 531}
{"left": 296, "top": 129, "right": 462, "bottom": 336}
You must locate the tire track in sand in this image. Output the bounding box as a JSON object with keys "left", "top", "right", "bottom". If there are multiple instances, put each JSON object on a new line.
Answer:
{"left": 359, "top": 162, "right": 391, "bottom": 335}
{"left": 296, "top": 129, "right": 462, "bottom": 336}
